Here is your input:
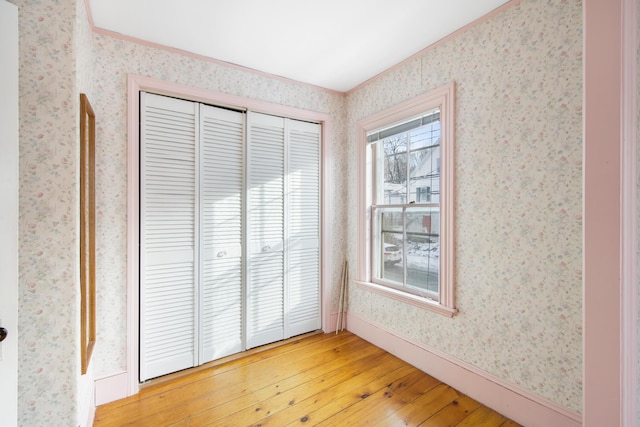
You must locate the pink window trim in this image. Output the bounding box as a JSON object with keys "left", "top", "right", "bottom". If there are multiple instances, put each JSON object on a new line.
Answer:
{"left": 356, "top": 82, "right": 456, "bottom": 316}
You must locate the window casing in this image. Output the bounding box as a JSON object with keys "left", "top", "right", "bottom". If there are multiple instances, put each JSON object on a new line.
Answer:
{"left": 356, "top": 83, "right": 456, "bottom": 316}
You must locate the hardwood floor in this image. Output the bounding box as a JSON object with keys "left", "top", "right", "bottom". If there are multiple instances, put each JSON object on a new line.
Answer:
{"left": 94, "top": 332, "right": 521, "bottom": 426}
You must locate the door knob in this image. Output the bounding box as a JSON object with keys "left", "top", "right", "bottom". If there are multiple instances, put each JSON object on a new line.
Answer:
{"left": 0, "top": 327, "right": 7, "bottom": 342}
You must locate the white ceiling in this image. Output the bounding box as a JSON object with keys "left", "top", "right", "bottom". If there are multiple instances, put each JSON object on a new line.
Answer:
{"left": 88, "top": 0, "right": 510, "bottom": 92}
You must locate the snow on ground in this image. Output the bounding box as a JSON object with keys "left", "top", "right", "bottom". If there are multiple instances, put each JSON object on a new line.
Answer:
{"left": 402, "top": 241, "right": 439, "bottom": 271}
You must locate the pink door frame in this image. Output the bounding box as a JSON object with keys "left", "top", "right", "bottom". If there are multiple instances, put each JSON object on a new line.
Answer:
{"left": 583, "top": 0, "right": 638, "bottom": 426}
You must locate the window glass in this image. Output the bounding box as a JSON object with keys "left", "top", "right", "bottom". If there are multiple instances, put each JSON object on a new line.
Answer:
{"left": 370, "top": 110, "right": 441, "bottom": 299}
{"left": 382, "top": 135, "right": 407, "bottom": 204}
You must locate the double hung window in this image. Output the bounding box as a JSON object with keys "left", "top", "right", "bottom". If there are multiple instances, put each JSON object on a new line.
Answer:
{"left": 370, "top": 110, "right": 441, "bottom": 298}
{"left": 357, "top": 83, "right": 456, "bottom": 316}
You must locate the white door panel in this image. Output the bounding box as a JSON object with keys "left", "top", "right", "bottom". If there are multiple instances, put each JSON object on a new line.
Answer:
{"left": 246, "top": 112, "right": 285, "bottom": 348}
{"left": 0, "top": 1, "right": 19, "bottom": 425}
{"left": 199, "top": 103, "right": 244, "bottom": 363}
{"left": 139, "top": 93, "right": 198, "bottom": 381}
{"left": 286, "top": 120, "right": 321, "bottom": 337}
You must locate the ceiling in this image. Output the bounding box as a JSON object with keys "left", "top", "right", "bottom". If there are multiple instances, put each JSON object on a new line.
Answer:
{"left": 88, "top": 0, "right": 510, "bottom": 93}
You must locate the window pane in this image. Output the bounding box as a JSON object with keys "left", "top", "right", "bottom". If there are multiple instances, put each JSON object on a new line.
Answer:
{"left": 376, "top": 208, "right": 404, "bottom": 283}
{"left": 380, "top": 232, "right": 403, "bottom": 284}
{"left": 405, "top": 207, "right": 439, "bottom": 295}
{"left": 409, "top": 120, "right": 440, "bottom": 204}
{"left": 406, "top": 234, "right": 439, "bottom": 294}
{"left": 382, "top": 135, "right": 407, "bottom": 204}
{"left": 409, "top": 120, "right": 440, "bottom": 150}
{"left": 409, "top": 145, "right": 439, "bottom": 204}
{"left": 380, "top": 208, "right": 403, "bottom": 233}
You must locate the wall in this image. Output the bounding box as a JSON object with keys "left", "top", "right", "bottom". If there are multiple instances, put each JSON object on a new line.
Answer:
{"left": 74, "top": 1, "right": 96, "bottom": 424}
{"left": 11, "top": 0, "right": 94, "bottom": 424}
{"left": 11, "top": 0, "right": 348, "bottom": 423}
{"left": 346, "top": 0, "right": 583, "bottom": 412}
{"left": 88, "top": 32, "right": 348, "bottom": 376}
{"left": 10, "top": 0, "right": 586, "bottom": 421}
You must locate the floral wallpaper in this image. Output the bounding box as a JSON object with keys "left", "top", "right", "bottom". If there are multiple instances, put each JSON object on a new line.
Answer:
{"left": 74, "top": 0, "right": 96, "bottom": 423}
{"left": 11, "top": 0, "right": 90, "bottom": 424}
{"left": 346, "top": 0, "right": 583, "bottom": 412}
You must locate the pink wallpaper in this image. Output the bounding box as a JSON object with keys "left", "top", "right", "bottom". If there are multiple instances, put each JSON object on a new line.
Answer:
{"left": 12, "top": 0, "right": 92, "bottom": 423}
{"left": 347, "top": 0, "right": 583, "bottom": 412}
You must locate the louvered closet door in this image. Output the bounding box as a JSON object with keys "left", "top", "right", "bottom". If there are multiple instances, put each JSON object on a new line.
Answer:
{"left": 199, "top": 104, "right": 244, "bottom": 363}
{"left": 286, "top": 119, "right": 321, "bottom": 336}
{"left": 246, "top": 112, "right": 285, "bottom": 349}
{"left": 140, "top": 97, "right": 321, "bottom": 378}
{"left": 140, "top": 93, "right": 198, "bottom": 381}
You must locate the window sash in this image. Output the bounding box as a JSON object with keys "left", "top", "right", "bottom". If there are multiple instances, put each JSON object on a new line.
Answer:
{"left": 373, "top": 120, "right": 441, "bottom": 207}
{"left": 371, "top": 204, "right": 440, "bottom": 300}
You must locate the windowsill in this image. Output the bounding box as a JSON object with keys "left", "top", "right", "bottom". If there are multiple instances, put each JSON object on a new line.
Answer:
{"left": 354, "top": 280, "right": 457, "bottom": 318}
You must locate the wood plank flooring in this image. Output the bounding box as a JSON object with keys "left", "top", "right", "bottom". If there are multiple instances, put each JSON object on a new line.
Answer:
{"left": 94, "top": 332, "right": 521, "bottom": 426}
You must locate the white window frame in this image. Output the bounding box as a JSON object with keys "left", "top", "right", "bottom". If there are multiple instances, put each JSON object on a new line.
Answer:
{"left": 355, "top": 83, "right": 456, "bottom": 317}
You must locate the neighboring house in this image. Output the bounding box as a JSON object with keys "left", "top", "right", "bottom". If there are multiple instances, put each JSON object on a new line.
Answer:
{"left": 382, "top": 146, "right": 440, "bottom": 206}
{"left": 4, "top": 0, "right": 636, "bottom": 426}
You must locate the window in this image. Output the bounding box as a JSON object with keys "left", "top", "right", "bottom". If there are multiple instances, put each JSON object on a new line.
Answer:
{"left": 356, "top": 83, "right": 456, "bottom": 316}
{"left": 416, "top": 186, "right": 431, "bottom": 203}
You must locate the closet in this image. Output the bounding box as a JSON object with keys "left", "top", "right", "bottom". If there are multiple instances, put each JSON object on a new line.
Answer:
{"left": 139, "top": 92, "right": 321, "bottom": 381}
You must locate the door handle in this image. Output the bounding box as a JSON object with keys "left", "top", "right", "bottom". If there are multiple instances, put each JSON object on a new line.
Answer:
{"left": 0, "top": 327, "right": 7, "bottom": 342}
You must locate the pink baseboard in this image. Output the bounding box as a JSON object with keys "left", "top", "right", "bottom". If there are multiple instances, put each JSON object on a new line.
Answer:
{"left": 346, "top": 311, "right": 581, "bottom": 427}
{"left": 94, "top": 371, "right": 128, "bottom": 407}
{"left": 326, "top": 311, "right": 347, "bottom": 334}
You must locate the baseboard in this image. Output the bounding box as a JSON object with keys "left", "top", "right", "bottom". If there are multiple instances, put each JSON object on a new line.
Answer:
{"left": 326, "top": 311, "right": 346, "bottom": 333}
{"left": 346, "top": 311, "right": 581, "bottom": 427}
{"left": 95, "top": 371, "right": 129, "bottom": 406}
{"left": 83, "top": 403, "right": 95, "bottom": 427}
{"left": 80, "top": 377, "right": 96, "bottom": 427}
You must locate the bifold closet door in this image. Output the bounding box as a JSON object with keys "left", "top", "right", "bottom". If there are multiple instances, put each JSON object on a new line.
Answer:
{"left": 246, "top": 112, "right": 322, "bottom": 348}
{"left": 140, "top": 96, "right": 321, "bottom": 379}
{"left": 286, "top": 120, "right": 321, "bottom": 336}
{"left": 140, "top": 93, "right": 245, "bottom": 380}
{"left": 199, "top": 104, "right": 244, "bottom": 363}
{"left": 140, "top": 92, "right": 198, "bottom": 381}
{"left": 246, "top": 112, "right": 285, "bottom": 349}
